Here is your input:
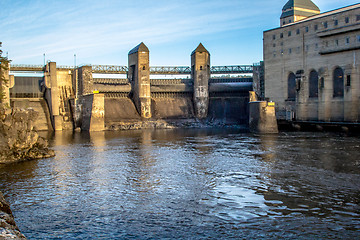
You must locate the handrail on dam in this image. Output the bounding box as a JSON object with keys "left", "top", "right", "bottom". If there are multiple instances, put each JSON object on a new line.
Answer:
{"left": 150, "top": 66, "right": 191, "bottom": 74}
{"left": 210, "top": 65, "right": 253, "bottom": 74}
{"left": 10, "top": 64, "right": 44, "bottom": 71}
{"left": 10, "top": 64, "right": 255, "bottom": 74}
{"left": 92, "top": 65, "right": 128, "bottom": 74}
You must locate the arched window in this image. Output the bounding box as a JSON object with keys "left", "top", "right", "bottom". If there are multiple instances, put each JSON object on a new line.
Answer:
{"left": 333, "top": 67, "right": 344, "bottom": 98}
{"left": 288, "top": 72, "right": 296, "bottom": 100}
{"left": 309, "top": 70, "right": 318, "bottom": 98}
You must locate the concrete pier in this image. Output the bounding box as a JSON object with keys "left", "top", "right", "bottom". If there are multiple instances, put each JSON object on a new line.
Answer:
{"left": 249, "top": 97, "right": 278, "bottom": 134}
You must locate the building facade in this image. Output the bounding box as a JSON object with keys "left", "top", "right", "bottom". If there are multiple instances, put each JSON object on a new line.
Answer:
{"left": 264, "top": 1, "right": 360, "bottom": 123}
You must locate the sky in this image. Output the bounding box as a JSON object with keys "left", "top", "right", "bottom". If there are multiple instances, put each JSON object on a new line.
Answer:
{"left": 0, "top": 0, "right": 359, "bottom": 66}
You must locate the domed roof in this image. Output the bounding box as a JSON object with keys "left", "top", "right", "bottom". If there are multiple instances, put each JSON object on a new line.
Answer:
{"left": 281, "top": 0, "right": 320, "bottom": 19}
{"left": 282, "top": 0, "right": 320, "bottom": 12}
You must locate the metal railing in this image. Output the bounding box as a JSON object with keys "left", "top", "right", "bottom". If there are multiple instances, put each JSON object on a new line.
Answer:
{"left": 92, "top": 65, "right": 128, "bottom": 73}
{"left": 210, "top": 65, "right": 253, "bottom": 74}
{"left": 150, "top": 66, "right": 191, "bottom": 74}
{"left": 10, "top": 64, "right": 256, "bottom": 74}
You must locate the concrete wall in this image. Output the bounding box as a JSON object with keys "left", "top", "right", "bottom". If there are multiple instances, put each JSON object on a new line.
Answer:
{"left": 152, "top": 98, "right": 194, "bottom": 119}
{"left": 80, "top": 94, "right": 105, "bottom": 131}
{"left": 104, "top": 97, "right": 141, "bottom": 123}
{"left": 11, "top": 98, "right": 52, "bottom": 131}
{"left": 264, "top": 4, "right": 360, "bottom": 123}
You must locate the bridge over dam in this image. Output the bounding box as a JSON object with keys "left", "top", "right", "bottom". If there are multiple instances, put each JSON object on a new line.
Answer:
{"left": 6, "top": 43, "right": 264, "bottom": 131}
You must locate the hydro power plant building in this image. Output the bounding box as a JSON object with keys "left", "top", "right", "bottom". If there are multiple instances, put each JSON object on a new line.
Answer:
{"left": 264, "top": 0, "right": 360, "bottom": 125}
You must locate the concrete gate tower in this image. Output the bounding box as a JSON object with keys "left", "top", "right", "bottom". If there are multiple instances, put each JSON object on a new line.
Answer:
{"left": 128, "top": 42, "right": 151, "bottom": 119}
{"left": 191, "top": 43, "right": 210, "bottom": 119}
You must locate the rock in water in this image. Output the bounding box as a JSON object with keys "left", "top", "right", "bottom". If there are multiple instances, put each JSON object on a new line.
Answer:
{"left": 0, "top": 104, "right": 55, "bottom": 164}
{"left": 0, "top": 191, "right": 27, "bottom": 239}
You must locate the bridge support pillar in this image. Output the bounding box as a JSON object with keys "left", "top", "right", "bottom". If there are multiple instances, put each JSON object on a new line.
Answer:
{"left": 128, "top": 42, "right": 151, "bottom": 119}
{"left": 44, "top": 62, "right": 63, "bottom": 131}
{"left": 191, "top": 43, "right": 210, "bottom": 119}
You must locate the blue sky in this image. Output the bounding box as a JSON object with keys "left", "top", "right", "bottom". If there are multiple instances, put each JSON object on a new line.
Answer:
{"left": 0, "top": 0, "right": 358, "bottom": 66}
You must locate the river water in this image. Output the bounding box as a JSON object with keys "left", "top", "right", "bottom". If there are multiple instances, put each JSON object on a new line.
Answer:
{"left": 0, "top": 129, "right": 359, "bottom": 239}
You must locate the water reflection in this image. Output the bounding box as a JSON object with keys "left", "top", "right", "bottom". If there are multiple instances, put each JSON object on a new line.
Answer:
{"left": 0, "top": 129, "right": 359, "bottom": 239}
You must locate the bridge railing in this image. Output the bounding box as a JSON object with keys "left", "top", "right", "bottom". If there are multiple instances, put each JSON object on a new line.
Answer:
{"left": 10, "top": 64, "right": 44, "bottom": 71}
{"left": 210, "top": 65, "right": 253, "bottom": 74}
{"left": 10, "top": 64, "right": 256, "bottom": 74}
{"left": 92, "top": 65, "right": 128, "bottom": 73}
{"left": 150, "top": 66, "right": 191, "bottom": 74}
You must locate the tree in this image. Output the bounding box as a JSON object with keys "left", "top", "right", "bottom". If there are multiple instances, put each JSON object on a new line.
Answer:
{"left": 0, "top": 42, "right": 10, "bottom": 103}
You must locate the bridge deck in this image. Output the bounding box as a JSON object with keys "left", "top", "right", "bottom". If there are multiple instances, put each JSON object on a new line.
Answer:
{"left": 10, "top": 64, "right": 254, "bottom": 74}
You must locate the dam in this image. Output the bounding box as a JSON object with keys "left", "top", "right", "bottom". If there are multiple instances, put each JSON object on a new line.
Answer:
{"left": 5, "top": 43, "right": 264, "bottom": 131}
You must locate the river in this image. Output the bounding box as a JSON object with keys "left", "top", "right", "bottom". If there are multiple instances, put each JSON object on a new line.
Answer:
{"left": 0, "top": 129, "right": 359, "bottom": 239}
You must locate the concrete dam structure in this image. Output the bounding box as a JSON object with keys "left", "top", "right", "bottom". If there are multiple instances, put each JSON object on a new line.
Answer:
{"left": 6, "top": 43, "right": 262, "bottom": 131}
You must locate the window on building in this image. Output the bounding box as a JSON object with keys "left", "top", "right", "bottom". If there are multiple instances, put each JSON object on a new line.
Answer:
{"left": 288, "top": 31, "right": 291, "bottom": 37}
{"left": 334, "top": 19, "right": 338, "bottom": 26}
{"left": 314, "top": 24, "right": 318, "bottom": 31}
{"left": 288, "top": 72, "right": 296, "bottom": 100}
{"left": 346, "top": 37, "right": 350, "bottom": 45}
{"left": 309, "top": 70, "right": 319, "bottom": 98}
{"left": 357, "top": 15, "right": 360, "bottom": 21}
{"left": 289, "top": 19, "right": 292, "bottom": 23}
{"left": 296, "top": 29, "right": 300, "bottom": 34}
{"left": 306, "top": 45, "right": 309, "bottom": 52}
{"left": 323, "top": 22, "right": 328, "bottom": 28}
{"left": 289, "top": 48, "right": 292, "bottom": 54}
{"left": 333, "top": 67, "right": 344, "bottom": 98}
{"left": 280, "top": 33, "right": 283, "bottom": 38}
{"left": 358, "top": 35, "right": 360, "bottom": 42}
{"left": 315, "top": 43, "right": 318, "bottom": 49}
{"left": 273, "top": 43, "right": 276, "bottom": 47}
{"left": 345, "top": 17, "right": 349, "bottom": 24}
{"left": 305, "top": 26, "right": 309, "bottom": 32}
{"left": 142, "top": 66, "right": 146, "bottom": 70}
{"left": 346, "top": 75, "right": 351, "bottom": 86}
{"left": 325, "top": 41, "right": 328, "bottom": 47}
{"left": 283, "top": 21, "right": 286, "bottom": 25}
{"left": 273, "top": 35, "right": 276, "bottom": 40}
{"left": 320, "top": 77, "right": 324, "bottom": 88}
{"left": 200, "top": 66, "right": 203, "bottom": 70}
{"left": 335, "top": 39, "right": 339, "bottom": 46}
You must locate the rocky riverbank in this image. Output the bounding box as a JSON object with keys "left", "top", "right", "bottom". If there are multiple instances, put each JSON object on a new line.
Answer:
{"left": 0, "top": 105, "right": 55, "bottom": 164}
{"left": 0, "top": 192, "right": 26, "bottom": 239}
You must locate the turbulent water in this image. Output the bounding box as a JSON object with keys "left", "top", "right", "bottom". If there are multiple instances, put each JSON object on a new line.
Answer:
{"left": 0, "top": 129, "right": 359, "bottom": 239}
